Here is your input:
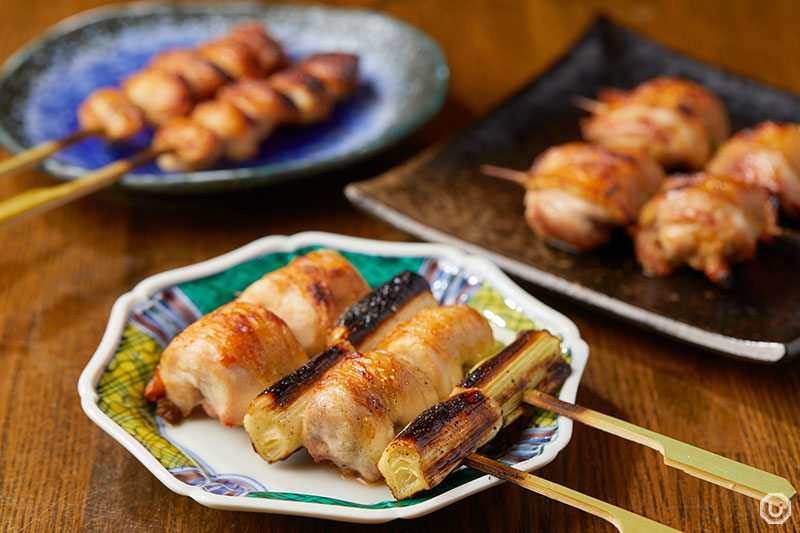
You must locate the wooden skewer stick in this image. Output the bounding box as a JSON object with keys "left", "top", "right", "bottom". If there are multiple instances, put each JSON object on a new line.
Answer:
{"left": 0, "top": 130, "right": 97, "bottom": 179}
{"left": 0, "top": 147, "right": 162, "bottom": 228}
{"left": 479, "top": 164, "right": 529, "bottom": 185}
{"left": 570, "top": 94, "right": 608, "bottom": 114}
{"left": 524, "top": 389, "right": 797, "bottom": 503}
{"left": 465, "top": 454, "right": 681, "bottom": 533}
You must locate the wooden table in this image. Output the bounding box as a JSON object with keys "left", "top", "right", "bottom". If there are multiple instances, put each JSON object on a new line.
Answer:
{"left": 2, "top": 1, "right": 799, "bottom": 531}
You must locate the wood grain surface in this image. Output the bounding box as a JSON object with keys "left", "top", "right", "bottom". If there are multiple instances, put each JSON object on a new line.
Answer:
{"left": 1, "top": 1, "right": 799, "bottom": 531}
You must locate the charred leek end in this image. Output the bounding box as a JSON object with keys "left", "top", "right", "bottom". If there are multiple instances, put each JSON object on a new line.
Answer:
{"left": 378, "top": 329, "right": 564, "bottom": 500}
{"left": 243, "top": 392, "right": 305, "bottom": 462}
{"left": 378, "top": 389, "right": 503, "bottom": 500}
{"left": 244, "top": 344, "right": 350, "bottom": 462}
{"left": 453, "top": 329, "right": 562, "bottom": 419}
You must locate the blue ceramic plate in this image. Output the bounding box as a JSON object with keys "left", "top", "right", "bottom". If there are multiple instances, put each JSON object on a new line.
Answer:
{"left": 0, "top": 3, "right": 448, "bottom": 193}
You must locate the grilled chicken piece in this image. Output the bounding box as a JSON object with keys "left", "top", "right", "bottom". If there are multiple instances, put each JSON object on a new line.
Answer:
{"left": 121, "top": 69, "right": 195, "bottom": 125}
{"left": 268, "top": 69, "right": 333, "bottom": 124}
{"left": 226, "top": 22, "right": 288, "bottom": 74}
{"left": 707, "top": 121, "right": 800, "bottom": 217}
{"left": 152, "top": 117, "right": 222, "bottom": 172}
{"left": 218, "top": 80, "right": 299, "bottom": 135}
{"left": 298, "top": 53, "right": 359, "bottom": 99}
{"left": 151, "top": 53, "right": 358, "bottom": 171}
{"left": 238, "top": 249, "right": 370, "bottom": 354}
{"left": 143, "top": 302, "right": 308, "bottom": 426}
{"left": 634, "top": 173, "right": 777, "bottom": 284}
{"left": 581, "top": 76, "right": 730, "bottom": 170}
{"left": 243, "top": 271, "right": 437, "bottom": 464}
{"left": 75, "top": 23, "right": 284, "bottom": 142}
{"left": 199, "top": 38, "right": 265, "bottom": 81}
{"left": 76, "top": 87, "right": 145, "bottom": 141}
{"left": 149, "top": 49, "right": 229, "bottom": 100}
{"left": 190, "top": 100, "right": 261, "bottom": 161}
{"left": 302, "top": 304, "right": 495, "bottom": 481}
{"left": 487, "top": 142, "right": 664, "bottom": 251}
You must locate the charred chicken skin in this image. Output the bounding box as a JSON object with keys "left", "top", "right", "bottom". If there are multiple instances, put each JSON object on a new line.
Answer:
{"left": 633, "top": 173, "right": 777, "bottom": 284}
{"left": 581, "top": 76, "right": 730, "bottom": 170}
{"left": 707, "top": 120, "right": 800, "bottom": 217}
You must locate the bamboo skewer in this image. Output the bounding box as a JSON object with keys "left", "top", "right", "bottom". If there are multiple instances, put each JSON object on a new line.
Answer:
{"left": 0, "top": 147, "right": 161, "bottom": 228}
{"left": 0, "top": 130, "right": 96, "bottom": 179}
{"left": 570, "top": 94, "right": 608, "bottom": 114}
{"left": 465, "top": 454, "right": 681, "bottom": 533}
{"left": 479, "top": 164, "right": 529, "bottom": 185}
{"left": 523, "top": 389, "right": 797, "bottom": 503}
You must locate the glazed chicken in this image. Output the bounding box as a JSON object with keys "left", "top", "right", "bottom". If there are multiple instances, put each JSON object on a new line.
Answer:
{"left": 483, "top": 142, "right": 664, "bottom": 251}
{"left": 153, "top": 53, "right": 358, "bottom": 171}
{"left": 581, "top": 76, "right": 730, "bottom": 170}
{"left": 302, "top": 304, "right": 495, "bottom": 481}
{"left": 121, "top": 69, "right": 195, "bottom": 126}
{"left": 149, "top": 48, "right": 229, "bottom": 100}
{"left": 634, "top": 173, "right": 777, "bottom": 284}
{"left": 77, "top": 23, "right": 286, "bottom": 140}
{"left": 237, "top": 249, "right": 370, "bottom": 354}
{"left": 76, "top": 87, "right": 145, "bottom": 142}
{"left": 144, "top": 302, "right": 308, "bottom": 426}
{"left": 707, "top": 121, "right": 800, "bottom": 217}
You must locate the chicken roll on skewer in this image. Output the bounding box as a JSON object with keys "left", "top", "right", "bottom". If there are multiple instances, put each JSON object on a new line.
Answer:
{"left": 153, "top": 53, "right": 357, "bottom": 171}
{"left": 578, "top": 76, "right": 730, "bottom": 170}
{"left": 481, "top": 142, "right": 664, "bottom": 251}
{"left": 0, "top": 23, "right": 287, "bottom": 181}
{"left": 237, "top": 249, "right": 370, "bottom": 355}
{"left": 144, "top": 302, "right": 307, "bottom": 426}
{"left": 79, "top": 22, "right": 287, "bottom": 135}
{"left": 144, "top": 249, "right": 369, "bottom": 426}
{"left": 245, "top": 271, "right": 437, "bottom": 464}
{"left": 633, "top": 173, "right": 777, "bottom": 285}
{"left": 302, "top": 304, "right": 495, "bottom": 482}
{"left": 707, "top": 121, "right": 800, "bottom": 217}
{"left": 0, "top": 52, "right": 358, "bottom": 227}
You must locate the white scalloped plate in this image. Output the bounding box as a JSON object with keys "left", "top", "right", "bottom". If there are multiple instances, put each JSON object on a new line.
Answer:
{"left": 78, "top": 232, "right": 588, "bottom": 523}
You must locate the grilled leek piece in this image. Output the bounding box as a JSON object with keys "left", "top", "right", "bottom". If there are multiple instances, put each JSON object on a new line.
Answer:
{"left": 378, "top": 329, "right": 563, "bottom": 500}
{"left": 244, "top": 271, "right": 437, "bottom": 463}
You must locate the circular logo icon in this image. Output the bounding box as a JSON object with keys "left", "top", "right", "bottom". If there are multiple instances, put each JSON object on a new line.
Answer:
{"left": 761, "top": 493, "right": 791, "bottom": 525}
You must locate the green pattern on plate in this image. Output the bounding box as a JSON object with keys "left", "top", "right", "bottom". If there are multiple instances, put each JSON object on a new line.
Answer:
{"left": 247, "top": 467, "right": 485, "bottom": 508}
{"left": 96, "top": 323, "right": 194, "bottom": 470}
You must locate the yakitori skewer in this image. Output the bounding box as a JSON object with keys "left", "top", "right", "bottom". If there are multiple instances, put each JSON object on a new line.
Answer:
{"left": 0, "top": 53, "right": 358, "bottom": 228}
{"left": 379, "top": 330, "right": 681, "bottom": 532}
{"left": 0, "top": 22, "right": 287, "bottom": 179}
{"left": 380, "top": 330, "right": 795, "bottom": 530}
{"left": 480, "top": 143, "right": 664, "bottom": 252}
{"left": 578, "top": 76, "right": 730, "bottom": 170}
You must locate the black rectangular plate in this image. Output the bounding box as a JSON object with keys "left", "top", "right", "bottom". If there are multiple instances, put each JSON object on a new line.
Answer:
{"left": 346, "top": 17, "right": 800, "bottom": 363}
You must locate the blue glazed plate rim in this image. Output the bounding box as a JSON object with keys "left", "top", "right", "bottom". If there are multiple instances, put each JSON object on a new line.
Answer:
{"left": 0, "top": 2, "right": 450, "bottom": 193}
